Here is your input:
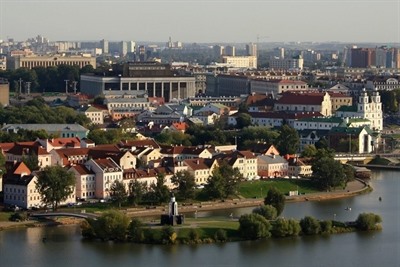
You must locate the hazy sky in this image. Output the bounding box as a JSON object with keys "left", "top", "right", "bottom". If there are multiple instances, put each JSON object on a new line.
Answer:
{"left": 1, "top": 0, "right": 399, "bottom": 43}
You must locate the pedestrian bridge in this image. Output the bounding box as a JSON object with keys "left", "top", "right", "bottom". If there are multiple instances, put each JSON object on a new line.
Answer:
{"left": 334, "top": 153, "right": 400, "bottom": 164}
{"left": 334, "top": 154, "right": 374, "bottom": 163}
{"left": 30, "top": 212, "right": 98, "bottom": 220}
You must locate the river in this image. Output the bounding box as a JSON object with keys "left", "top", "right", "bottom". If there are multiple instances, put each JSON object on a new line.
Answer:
{"left": 1, "top": 170, "right": 399, "bottom": 267}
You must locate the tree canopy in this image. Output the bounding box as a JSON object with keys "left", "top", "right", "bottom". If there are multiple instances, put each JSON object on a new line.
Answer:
{"left": 264, "top": 187, "right": 286, "bottom": 216}
{"left": 35, "top": 165, "right": 76, "bottom": 210}
{"left": 204, "top": 161, "right": 244, "bottom": 199}
{"left": 276, "top": 125, "right": 300, "bottom": 155}
{"left": 171, "top": 170, "right": 196, "bottom": 200}
{"left": 110, "top": 180, "right": 128, "bottom": 208}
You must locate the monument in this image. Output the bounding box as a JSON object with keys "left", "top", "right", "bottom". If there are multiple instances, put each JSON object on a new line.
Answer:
{"left": 160, "top": 195, "right": 185, "bottom": 225}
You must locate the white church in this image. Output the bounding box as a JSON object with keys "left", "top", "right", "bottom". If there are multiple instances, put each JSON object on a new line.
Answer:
{"left": 336, "top": 88, "right": 383, "bottom": 132}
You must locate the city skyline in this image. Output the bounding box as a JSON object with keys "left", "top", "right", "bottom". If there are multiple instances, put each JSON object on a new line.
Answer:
{"left": 1, "top": 0, "right": 400, "bottom": 43}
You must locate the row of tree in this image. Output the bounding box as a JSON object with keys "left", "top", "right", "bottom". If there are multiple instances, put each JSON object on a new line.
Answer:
{"left": 0, "top": 97, "right": 90, "bottom": 126}
{"left": 0, "top": 64, "right": 96, "bottom": 93}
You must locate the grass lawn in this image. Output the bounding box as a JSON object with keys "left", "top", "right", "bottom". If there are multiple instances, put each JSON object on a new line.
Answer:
{"left": 368, "top": 157, "right": 392, "bottom": 165}
{"left": 0, "top": 212, "right": 12, "bottom": 222}
{"left": 175, "top": 217, "right": 240, "bottom": 240}
{"left": 238, "top": 179, "right": 319, "bottom": 199}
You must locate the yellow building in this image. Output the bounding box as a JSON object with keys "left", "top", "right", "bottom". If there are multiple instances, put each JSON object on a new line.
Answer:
{"left": 7, "top": 54, "right": 96, "bottom": 70}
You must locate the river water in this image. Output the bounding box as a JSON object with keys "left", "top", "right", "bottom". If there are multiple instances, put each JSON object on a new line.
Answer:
{"left": 1, "top": 170, "right": 399, "bottom": 267}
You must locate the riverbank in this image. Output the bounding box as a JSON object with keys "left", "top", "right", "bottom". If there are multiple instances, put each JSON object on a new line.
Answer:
{"left": 0, "top": 179, "right": 369, "bottom": 230}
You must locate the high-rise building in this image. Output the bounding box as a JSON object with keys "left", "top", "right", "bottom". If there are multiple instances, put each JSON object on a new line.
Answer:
{"left": 273, "top": 47, "right": 285, "bottom": 59}
{"left": 213, "top": 45, "right": 224, "bottom": 57}
{"left": 100, "top": 39, "right": 109, "bottom": 54}
{"left": 350, "top": 48, "right": 373, "bottom": 68}
{"left": 120, "top": 41, "right": 128, "bottom": 56}
{"left": 246, "top": 43, "right": 257, "bottom": 57}
{"left": 127, "top": 41, "right": 136, "bottom": 53}
{"left": 225, "top": 46, "right": 235, "bottom": 56}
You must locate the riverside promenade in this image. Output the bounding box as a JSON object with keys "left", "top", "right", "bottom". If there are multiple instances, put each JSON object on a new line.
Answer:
{"left": 0, "top": 180, "right": 369, "bottom": 229}
{"left": 124, "top": 179, "right": 369, "bottom": 218}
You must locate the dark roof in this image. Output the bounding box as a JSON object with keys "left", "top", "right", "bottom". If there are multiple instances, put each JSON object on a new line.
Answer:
{"left": 277, "top": 92, "right": 326, "bottom": 105}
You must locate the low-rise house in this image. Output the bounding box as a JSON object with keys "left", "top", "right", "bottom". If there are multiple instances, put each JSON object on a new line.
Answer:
{"left": 6, "top": 142, "right": 51, "bottom": 169}
{"left": 285, "top": 156, "right": 313, "bottom": 177}
{"left": 82, "top": 105, "right": 104, "bottom": 125}
{"left": 192, "top": 112, "right": 220, "bottom": 126}
{"left": 160, "top": 145, "right": 213, "bottom": 161}
{"left": 51, "top": 148, "right": 90, "bottom": 166}
{"left": 69, "top": 164, "right": 96, "bottom": 200}
{"left": 88, "top": 145, "right": 136, "bottom": 170}
{"left": 1, "top": 124, "right": 90, "bottom": 139}
{"left": 274, "top": 92, "right": 332, "bottom": 117}
{"left": 184, "top": 158, "right": 219, "bottom": 185}
{"left": 169, "top": 122, "right": 189, "bottom": 133}
{"left": 37, "top": 137, "right": 82, "bottom": 152}
{"left": 85, "top": 158, "right": 123, "bottom": 199}
{"left": 3, "top": 162, "right": 41, "bottom": 209}
{"left": 123, "top": 167, "right": 174, "bottom": 189}
{"left": 215, "top": 150, "right": 258, "bottom": 180}
{"left": 257, "top": 154, "right": 289, "bottom": 178}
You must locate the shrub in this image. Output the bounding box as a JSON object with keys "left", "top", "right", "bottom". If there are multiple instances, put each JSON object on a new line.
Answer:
{"left": 9, "top": 212, "right": 28, "bottom": 222}
{"left": 128, "top": 218, "right": 144, "bottom": 242}
{"left": 356, "top": 213, "right": 382, "bottom": 231}
{"left": 320, "top": 220, "right": 333, "bottom": 234}
{"left": 187, "top": 228, "right": 200, "bottom": 242}
{"left": 214, "top": 229, "right": 228, "bottom": 242}
{"left": 271, "top": 218, "right": 301, "bottom": 238}
{"left": 161, "top": 226, "right": 177, "bottom": 244}
{"left": 239, "top": 213, "right": 271, "bottom": 240}
{"left": 252, "top": 205, "right": 278, "bottom": 220}
{"left": 300, "top": 216, "right": 321, "bottom": 235}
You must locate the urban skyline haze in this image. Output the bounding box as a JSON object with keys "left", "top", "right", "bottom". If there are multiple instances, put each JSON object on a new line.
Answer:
{"left": 1, "top": 0, "right": 399, "bottom": 43}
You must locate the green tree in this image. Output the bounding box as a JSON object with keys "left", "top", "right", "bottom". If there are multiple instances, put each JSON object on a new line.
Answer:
{"left": 356, "top": 213, "right": 382, "bottom": 231}
{"left": 214, "top": 229, "right": 228, "bottom": 242}
{"left": 236, "top": 113, "right": 252, "bottom": 129}
{"left": 276, "top": 125, "right": 300, "bottom": 155}
{"left": 320, "top": 220, "right": 333, "bottom": 234}
{"left": 36, "top": 165, "right": 76, "bottom": 210}
{"left": 300, "top": 216, "right": 321, "bottom": 235}
{"left": 110, "top": 180, "right": 128, "bottom": 208}
{"left": 128, "top": 180, "right": 147, "bottom": 206}
{"left": 205, "top": 162, "right": 244, "bottom": 199}
{"left": 312, "top": 156, "right": 346, "bottom": 190}
{"left": 85, "top": 210, "right": 130, "bottom": 241}
{"left": 22, "top": 150, "right": 39, "bottom": 171}
{"left": 264, "top": 187, "right": 286, "bottom": 216}
{"left": 271, "top": 218, "right": 301, "bottom": 237}
{"left": 238, "top": 213, "right": 271, "bottom": 240}
{"left": 147, "top": 173, "right": 170, "bottom": 204}
{"left": 161, "top": 225, "right": 177, "bottom": 244}
{"left": 187, "top": 228, "right": 200, "bottom": 242}
{"left": 128, "top": 218, "right": 145, "bottom": 242}
{"left": 301, "top": 144, "right": 318, "bottom": 158}
{"left": 252, "top": 205, "right": 278, "bottom": 220}
{"left": 171, "top": 170, "right": 196, "bottom": 200}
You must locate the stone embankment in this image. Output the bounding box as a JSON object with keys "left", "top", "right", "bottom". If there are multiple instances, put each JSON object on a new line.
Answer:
{"left": 124, "top": 179, "right": 369, "bottom": 217}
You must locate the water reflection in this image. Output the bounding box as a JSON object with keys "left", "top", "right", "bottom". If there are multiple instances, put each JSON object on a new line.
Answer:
{"left": 1, "top": 170, "right": 400, "bottom": 267}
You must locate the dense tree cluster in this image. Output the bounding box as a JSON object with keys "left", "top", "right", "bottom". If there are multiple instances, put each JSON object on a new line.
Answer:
{"left": 311, "top": 148, "right": 349, "bottom": 190}
{"left": 204, "top": 162, "right": 244, "bottom": 199}
{"left": 0, "top": 97, "right": 90, "bottom": 126}
{"left": 0, "top": 64, "right": 95, "bottom": 93}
